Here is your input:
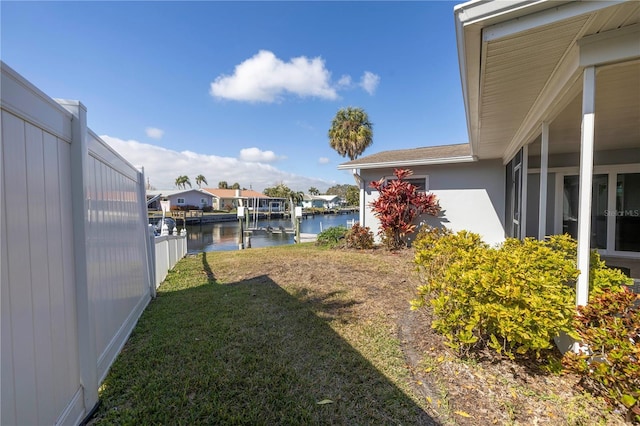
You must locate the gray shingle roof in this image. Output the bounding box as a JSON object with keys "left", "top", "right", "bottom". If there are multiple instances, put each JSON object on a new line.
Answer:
{"left": 337, "top": 143, "right": 473, "bottom": 169}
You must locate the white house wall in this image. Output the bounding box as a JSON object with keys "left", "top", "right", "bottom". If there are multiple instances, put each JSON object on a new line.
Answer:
{"left": 360, "top": 159, "right": 506, "bottom": 247}
{"left": 169, "top": 190, "right": 212, "bottom": 207}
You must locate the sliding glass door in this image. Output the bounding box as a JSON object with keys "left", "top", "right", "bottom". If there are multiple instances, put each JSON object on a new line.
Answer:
{"left": 615, "top": 173, "right": 640, "bottom": 252}
{"left": 561, "top": 171, "right": 639, "bottom": 254}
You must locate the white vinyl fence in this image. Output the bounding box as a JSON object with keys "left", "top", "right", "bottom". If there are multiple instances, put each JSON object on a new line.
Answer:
{"left": 150, "top": 228, "right": 188, "bottom": 291}
{"left": 1, "top": 62, "right": 186, "bottom": 425}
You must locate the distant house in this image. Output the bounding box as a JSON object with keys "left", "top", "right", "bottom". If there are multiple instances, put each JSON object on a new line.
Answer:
{"left": 202, "top": 188, "right": 286, "bottom": 213}
{"left": 147, "top": 189, "right": 214, "bottom": 211}
{"left": 339, "top": 0, "right": 640, "bottom": 307}
{"left": 302, "top": 194, "right": 342, "bottom": 209}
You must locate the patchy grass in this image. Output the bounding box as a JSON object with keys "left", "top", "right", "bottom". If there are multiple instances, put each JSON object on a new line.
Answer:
{"left": 91, "top": 245, "right": 433, "bottom": 425}
{"left": 90, "top": 244, "right": 625, "bottom": 425}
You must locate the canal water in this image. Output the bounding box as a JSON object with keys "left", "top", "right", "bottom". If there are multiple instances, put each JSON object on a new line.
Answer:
{"left": 186, "top": 213, "right": 358, "bottom": 253}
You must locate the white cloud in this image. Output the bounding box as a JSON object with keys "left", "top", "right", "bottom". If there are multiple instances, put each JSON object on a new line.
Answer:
{"left": 145, "top": 127, "right": 164, "bottom": 139}
{"left": 210, "top": 50, "right": 338, "bottom": 103}
{"left": 318, "top": 157, "right": 330, "bottom": 164}
{"left": 360, "top": 71, "right": 380, "bottom": 95}
{"left": 239, "top": 147, "right": 285, "bottom": 163}
{"left": 101, "top": 135, "right": 333, "bottom": 192}
{"left": 337, "top": 75, "right": 352, "bottom": 88}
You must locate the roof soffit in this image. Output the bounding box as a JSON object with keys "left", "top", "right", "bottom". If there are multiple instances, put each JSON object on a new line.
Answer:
{"left": 458, "top": 0, "right": 639, "bottom": 162}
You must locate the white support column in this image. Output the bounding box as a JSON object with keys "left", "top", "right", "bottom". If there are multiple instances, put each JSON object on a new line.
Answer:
{"left": 520, "top": 144, "right": 528, "bottom": 239}
{"left": 61, "top": 100, "right": 99, "bottom": 412}
{"left": 538, "top": 122, "right": 549, "bottom": 240}
{"left": 576, "top": 66, "right": 596, "bottom": 307}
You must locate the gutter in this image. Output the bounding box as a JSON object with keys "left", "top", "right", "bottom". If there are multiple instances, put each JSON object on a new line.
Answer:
{"left": 337, "top": 155, "right": 477, "bottom": 171}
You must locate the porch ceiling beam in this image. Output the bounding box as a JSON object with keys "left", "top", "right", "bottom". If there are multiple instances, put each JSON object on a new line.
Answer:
{"left": 483, "top": 1, "right": 625, "bottom": 42}
{"left": 579, "top": 23, "right": 640, "bottom": 67}
{"left": 502, "top": 45, "right": 582, "bottom": 164}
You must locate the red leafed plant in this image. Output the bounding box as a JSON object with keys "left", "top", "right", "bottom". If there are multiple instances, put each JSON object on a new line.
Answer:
{"left": 370, "top": 168, "right": 440, "bottom": 249}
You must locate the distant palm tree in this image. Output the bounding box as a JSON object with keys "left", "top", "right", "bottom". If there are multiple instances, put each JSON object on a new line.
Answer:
{"left": 218, "top": 181, "right": 229, "bottom": 189}
{"left": 175, "top": 175, "right": 191, "bottom": 189}
{"left": 328, "top": 107, "right": 373, "bottom": 161}
{"left": 308, "top": 187, "right": 320, "bottom": 196}
{"left": 195, "top": 174, "right": 208, "bottom": 188}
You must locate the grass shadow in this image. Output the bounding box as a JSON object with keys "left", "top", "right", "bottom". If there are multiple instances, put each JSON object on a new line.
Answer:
{"left": 92, "top": 256, "right": 437, "bottom": 425}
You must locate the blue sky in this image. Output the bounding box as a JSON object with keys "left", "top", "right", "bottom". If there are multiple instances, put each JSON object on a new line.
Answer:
{"left": 2, "top": 1, "right": 467, "bottom": 192}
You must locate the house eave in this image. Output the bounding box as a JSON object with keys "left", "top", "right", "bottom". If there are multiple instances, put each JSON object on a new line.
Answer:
{"left": 337, "top": 155, "right": 477, "bottom": 171}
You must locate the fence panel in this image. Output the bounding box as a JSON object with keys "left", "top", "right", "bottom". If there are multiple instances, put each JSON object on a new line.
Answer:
{"left": 152, "top": 233, "right": 187, "bottom": 289}
{"left": 1, "top": 64, "right": 84, "bottom": 425}
{"left": 84, "top": 130, "right": 152, "bottom": 383}
{"left": 1, "top": 62, "right": 162, "bottom": 425}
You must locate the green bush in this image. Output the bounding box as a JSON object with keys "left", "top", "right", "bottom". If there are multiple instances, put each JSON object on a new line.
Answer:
{"left": 411, "top": 230, "right": 629, "bottom": 359}
{"left": 315, "top": 226, "right": 348, "bottom": 248}
{"left": 563, "top": 288, "right": 640, "bottom": 422}
{"left": 344, "top": 224, "right": 374, "bottom": 249}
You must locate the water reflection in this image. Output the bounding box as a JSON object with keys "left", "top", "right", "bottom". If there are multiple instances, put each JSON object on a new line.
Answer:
{"left": 186, "top": 213, "right": 358, "bottom": 253}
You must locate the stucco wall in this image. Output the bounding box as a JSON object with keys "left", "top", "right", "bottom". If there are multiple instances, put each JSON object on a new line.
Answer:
{"left": 359, "top": 159, "right": 506, "bottom": 246}
{"left": 169, "top": 190, "right": 212, "bottom": 207}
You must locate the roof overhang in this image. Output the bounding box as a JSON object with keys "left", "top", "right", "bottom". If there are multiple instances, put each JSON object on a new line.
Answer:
{"left": 337, "top": 155, "right": 477, "bottom": 170}
{"left": 455, "top": 0, "right": 640, "bottom": 163}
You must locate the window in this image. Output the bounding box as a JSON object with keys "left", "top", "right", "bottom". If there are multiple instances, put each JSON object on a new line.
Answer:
{"left": 615, "top": 173, "right": 640, "bottom": 252}
{"left": 557, "top": 169, "right": 639, "bottom": 254}
{"left": 563, "top": 175, "right": 607, "bottom": 249}
{"left": 177, "top": 198, "right": 185, "bottom": 205}
{"left": 384, "top": 175, "right": 429, "bottom": 191}
{"left": 200, "top": 198, "right": 208, "bottom": 206}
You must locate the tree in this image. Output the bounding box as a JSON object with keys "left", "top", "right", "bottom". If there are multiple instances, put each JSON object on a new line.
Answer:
{"left": 326, "top": 184, "right": 355, "bottom": 197}
{"left": 218, "top": 181, "right": 228, "bottom": 189}
{"left": 231, "top": 182, "right": 241, "bottom": 190}
{"left": 175, "top": 175, "right": 191, "bottom": 189}
{"left": 328, "top": 107, "right": 373, "bottom": 160}
{"left": 370, "top": 168, "right": 440, "bottom": 249}
{"left": 308, "top": 187, "right": 320, "bottom": 196}
{"left": 263, "top": 183, "right": 292, "bottom": 199}
{"left": 195, "top": 174, "right": 208, "bottom": 188}
{"left": 345, "top": 185, "right": 359, "bottom": 207}
{"left": 263, "top": 183, "right": 303, "bottom": 212}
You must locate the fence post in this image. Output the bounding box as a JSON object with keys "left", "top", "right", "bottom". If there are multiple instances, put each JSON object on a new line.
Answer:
{"left": 147, "top": 225, "right": 157, "bottom": 297}
{"left": 59, "top": 100, "right": 99, "bottom": 414}
{"left": 137, "top": 169, "right": 155, "bottom": 299}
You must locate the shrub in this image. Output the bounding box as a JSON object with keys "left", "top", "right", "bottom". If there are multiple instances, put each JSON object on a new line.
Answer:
{"left": 563, "top": 288, "right": 640, "bottom": 422}
{"left": 344, "top": 224, "right": 374, "bottom": 249}
{"left": 369, "top": 168, "right": 440, "bottom": 250}
{"left": 413, "top": 232, "right": 597, "bottom": 358}
{"left": 316, "top": 226, "right": 348, "bottom": 248}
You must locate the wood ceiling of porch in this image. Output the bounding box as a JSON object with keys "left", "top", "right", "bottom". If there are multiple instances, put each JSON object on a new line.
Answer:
{"left": 476, "top": 1, "right": 640, "bottom": 160}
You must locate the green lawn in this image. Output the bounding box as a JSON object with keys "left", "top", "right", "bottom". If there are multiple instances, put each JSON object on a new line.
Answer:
{"left": 90, "top": 246, "right": 434, "bottom": 425}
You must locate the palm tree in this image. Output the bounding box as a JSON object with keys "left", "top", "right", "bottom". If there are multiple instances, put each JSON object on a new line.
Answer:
{"left": 195, "top": 174, "right": 208, "bottom": 188}
{"left": 218, "top": 181, "right": 229, "bottom": 189}
{"left": 328, "top": 107, "right": 373, "bottom": 160}
{"left": 174, "top": 175, "right": 191, "bottom": 189}
{"left": 308, "top": 187, "right": 320, "bottom": 196}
